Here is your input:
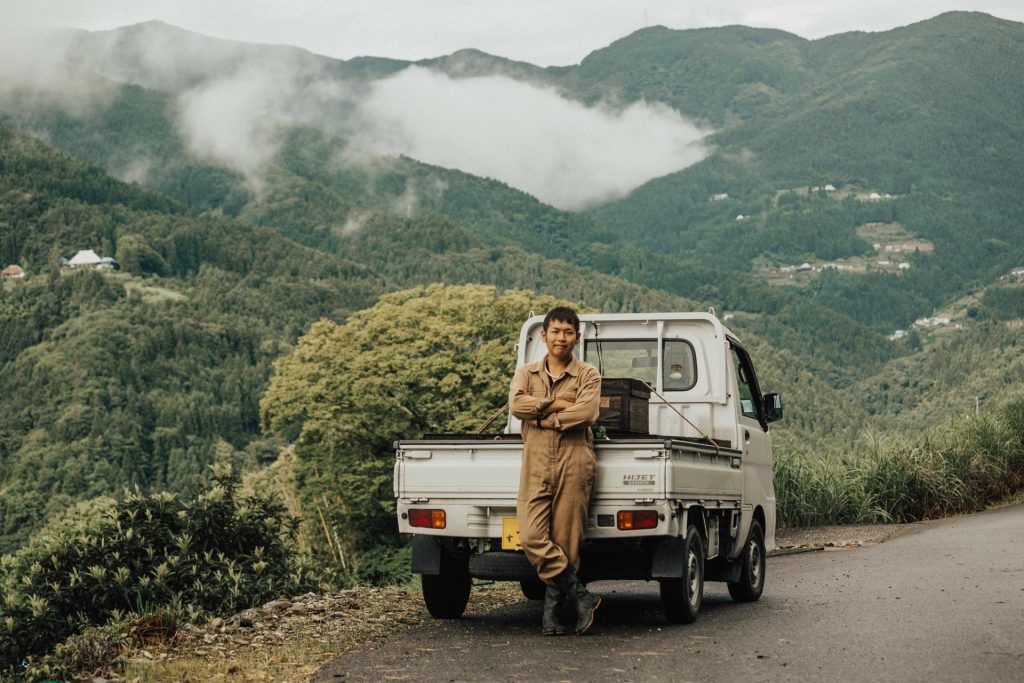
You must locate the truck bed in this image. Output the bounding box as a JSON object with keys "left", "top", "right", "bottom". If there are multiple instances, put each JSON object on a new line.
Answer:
{"left": 394, "top": 434, "right": 744, "bottom": 540}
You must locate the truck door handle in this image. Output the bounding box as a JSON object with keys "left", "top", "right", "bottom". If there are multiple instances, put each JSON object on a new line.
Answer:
{"left": 400, "top": 450, "right": 432, "bottom": 460}
{"left": 744, "top": 430, "right": 751, "bottom": 443}
{"left": 633, "top": 450, "right": 662, "bottom": 459}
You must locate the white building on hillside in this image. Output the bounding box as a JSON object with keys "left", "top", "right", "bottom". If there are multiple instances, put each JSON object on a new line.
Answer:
{"left": 68, "top": 250, "right": 103, "bottom": 267}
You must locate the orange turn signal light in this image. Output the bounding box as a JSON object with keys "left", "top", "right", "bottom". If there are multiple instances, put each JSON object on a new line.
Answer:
{"left": 617, "top": 510, "right": 659, "bottom": 530}
{"left": 409, "top": 509, "right": 446, "bottom": 529}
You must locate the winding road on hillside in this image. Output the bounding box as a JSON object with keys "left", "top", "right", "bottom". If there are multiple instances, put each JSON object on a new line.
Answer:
{"left": 316, "top": 505, "right": 1024, "bottom": 682}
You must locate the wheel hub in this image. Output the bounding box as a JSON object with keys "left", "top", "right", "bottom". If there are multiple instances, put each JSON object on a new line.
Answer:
{"left": 750, "top": 540, "right": 762, "bottom": 587}
{"left": 687, "top": 549, "right": 699, "bottom": 606}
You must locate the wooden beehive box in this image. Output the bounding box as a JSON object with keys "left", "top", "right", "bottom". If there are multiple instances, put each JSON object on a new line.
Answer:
{"left": 597, "top": 378, "right": 651, "bottom": 434}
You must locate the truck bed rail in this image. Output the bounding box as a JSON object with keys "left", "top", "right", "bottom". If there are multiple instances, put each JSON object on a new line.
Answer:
{"left": 398, "top": 434, "right": 737, "bottom": 453}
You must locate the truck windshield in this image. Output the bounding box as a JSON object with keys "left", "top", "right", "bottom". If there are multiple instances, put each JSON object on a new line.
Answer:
{"left": 584, "top": 339, "right": 696, "bottom": 390}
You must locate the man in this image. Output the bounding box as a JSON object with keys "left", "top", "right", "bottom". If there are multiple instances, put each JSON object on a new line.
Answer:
{"left": 509, "top": 306, "right": 602, "bottom": 635}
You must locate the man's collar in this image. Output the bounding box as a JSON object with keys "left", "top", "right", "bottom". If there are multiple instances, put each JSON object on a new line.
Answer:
{"left": 527, "top": 354, "right": 582, "bottom": 377}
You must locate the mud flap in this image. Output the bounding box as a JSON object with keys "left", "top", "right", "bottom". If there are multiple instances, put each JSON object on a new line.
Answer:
{"left": 651, "top": 536, "right": 685, "bottom": 578}
{"left": 411, "top": 535, "right": 441, "bottom": 575}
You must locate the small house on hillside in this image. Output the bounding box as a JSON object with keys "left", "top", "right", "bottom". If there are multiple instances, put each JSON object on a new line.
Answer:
{"left": 65, "top": 250, "right": 120, "bottom": 270}
{"left": 2, "top": 264, "right": 25, "bottom": 279}
{"left": 68, "top": 250, "right": 102, "bottom": 267}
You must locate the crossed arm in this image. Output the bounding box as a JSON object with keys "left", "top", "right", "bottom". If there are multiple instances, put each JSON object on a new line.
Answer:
{"left": 537, "top": 399, "right": 573, "bottom": 429}
{"left": 509, "top": 366, "right": 601, "bottom": 431}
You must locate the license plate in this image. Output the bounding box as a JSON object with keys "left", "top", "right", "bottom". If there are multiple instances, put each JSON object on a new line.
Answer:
{"left": 501, "top": 517, "right": 522, "bottom": 551}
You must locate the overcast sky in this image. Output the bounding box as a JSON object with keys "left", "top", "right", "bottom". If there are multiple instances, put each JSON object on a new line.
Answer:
{"left": 8, "top": 0, "right": 1024, "bottom": 65}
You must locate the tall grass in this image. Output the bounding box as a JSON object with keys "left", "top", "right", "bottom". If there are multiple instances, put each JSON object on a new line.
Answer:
{"left": 775, "top": 399, "right": 1024, "bottom": 527}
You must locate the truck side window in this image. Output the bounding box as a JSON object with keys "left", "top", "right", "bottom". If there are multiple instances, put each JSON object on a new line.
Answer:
{"left": 585, "top": 340, "right": 658, "bottom": 385}
{"left": 730, "top": 348, "right": 758, "bottom": 420}
{"left": 663, "top": 340, "right": 697, "bottom": 391}
{"left": 585, "top": 339, "right": 699, "bottom": 391}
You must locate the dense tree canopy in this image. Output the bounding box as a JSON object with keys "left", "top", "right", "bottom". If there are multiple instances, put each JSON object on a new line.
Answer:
{"left": 259, "top": 284, "right": 574, "bottom": 580}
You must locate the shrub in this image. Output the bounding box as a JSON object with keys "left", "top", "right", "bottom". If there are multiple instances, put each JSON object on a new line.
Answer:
{"left": 0, "top": 464, "right": 323, "bottom": 676}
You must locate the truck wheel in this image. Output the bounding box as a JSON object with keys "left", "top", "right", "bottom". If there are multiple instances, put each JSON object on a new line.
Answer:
{"left": 659, "top": 525, "right": 704, "bottom": 624}
{"left": 421, "top": 549, "right": 471, "bottom": 618}
{"left": 520, "top": 578, "right": 546, "bottom": 600}
{"left": 728, "top": 519, "right": 766, "bottom": 603}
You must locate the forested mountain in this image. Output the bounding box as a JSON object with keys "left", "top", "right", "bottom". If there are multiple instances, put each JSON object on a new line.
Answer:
{"left": 3, "top": 12, "right": 1024, "bottom": 557}
{"left": 587, "top": 12, "right": 1024, "bottom": 332}
{"left": 0, "top": 123, "right": 734, "bottom": 552}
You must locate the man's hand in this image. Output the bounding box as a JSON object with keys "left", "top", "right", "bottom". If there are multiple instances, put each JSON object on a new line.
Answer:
{"left": 538, "top": 415, "right": 558, "bottom": 430}
{"left": 543, "top": 399, "right": 573, "bottom": 414}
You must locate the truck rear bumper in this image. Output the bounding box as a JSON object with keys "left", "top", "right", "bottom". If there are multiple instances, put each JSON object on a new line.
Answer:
{"left": 397, "top": 500, "right": 695, "bottom": 539}
{"left": 411, "top": 536, "right": 685, "bottom": 582}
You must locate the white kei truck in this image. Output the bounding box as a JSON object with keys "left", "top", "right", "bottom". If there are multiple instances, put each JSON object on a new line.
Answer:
{"left": 393, "top": 312, "right": 783, "bottom": 624}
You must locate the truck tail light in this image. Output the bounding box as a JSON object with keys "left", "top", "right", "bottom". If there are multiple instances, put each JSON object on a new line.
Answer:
{"left": 617, "top": 510, "right": 658, "bottom": 530}
{"left": 409, "top": 509, "right": 446, "bottom": 529}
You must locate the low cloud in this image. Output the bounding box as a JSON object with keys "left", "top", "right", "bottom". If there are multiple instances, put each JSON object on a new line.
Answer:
{"left": 172, "top": 62, "right": 710, "bottom": 210}
{"left": 0, "top": 28, "right": 117, "bottom": 118}
{"left": 0, "top": 25, "right": 711, "bottom": 212}
{"left": 111, "top": 152, "right": 156, "bottom": 185}
{"left": 176, "top": 64, "right": 297, "bottom": 175}
{"left": 353, "top": 67, "right": 711, "bottom": 210}
{"left": 333, "top": 210, "right": 372, "bottom": 237}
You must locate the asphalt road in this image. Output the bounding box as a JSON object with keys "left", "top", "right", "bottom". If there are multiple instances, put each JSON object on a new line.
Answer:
{"left": 316, "top": 505, "right": 1024, "bottom": 682}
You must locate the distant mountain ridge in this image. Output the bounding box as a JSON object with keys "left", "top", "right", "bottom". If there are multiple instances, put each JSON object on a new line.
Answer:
{"left": 5, "top": 12, "right": 1021, "bottom": 352}
{"left": 4, "top": 12, "right": 1020, "bottom": 329}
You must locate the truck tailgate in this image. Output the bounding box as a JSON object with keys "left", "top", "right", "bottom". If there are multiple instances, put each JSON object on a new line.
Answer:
{"left": 395, "top": 442, "right": 521, "bottom": 501}
{"left": 396, "top": 440, "right": 707, "bottom": 502}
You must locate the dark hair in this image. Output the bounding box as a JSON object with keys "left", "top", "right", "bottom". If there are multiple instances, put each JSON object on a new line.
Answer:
{"left": 543, "top": 306, "right": 580, "bottom": 332}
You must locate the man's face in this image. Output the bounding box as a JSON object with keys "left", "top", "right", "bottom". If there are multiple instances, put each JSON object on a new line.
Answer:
{"left": 542, "top": 319, "right": 578, "bottom": 362}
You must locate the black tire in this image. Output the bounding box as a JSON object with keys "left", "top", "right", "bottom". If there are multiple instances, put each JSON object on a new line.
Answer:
{"left": 520, "top": 577, "right": 546, "bottom": 601}
{"left": 659, "top": 525, "right": 704, "bottom": 624}
{"left": 728, "top": 519, "right": 766, "bottom": 603}
{"left": 421, "top": 549, "right": 471, "bottom": 618}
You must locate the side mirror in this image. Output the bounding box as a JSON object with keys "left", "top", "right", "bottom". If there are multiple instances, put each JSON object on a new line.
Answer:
{"left": 763, "top": 393, "right": 783, "bottom": 423}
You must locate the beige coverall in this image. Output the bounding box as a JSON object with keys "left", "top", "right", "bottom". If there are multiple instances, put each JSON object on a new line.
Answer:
{"left": 509, "top": 355, "right": 602, "bottom": 582}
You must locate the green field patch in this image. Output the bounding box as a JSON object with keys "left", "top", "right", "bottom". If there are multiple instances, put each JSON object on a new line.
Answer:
{"left": 857, "top": 222, "right": 913, "bottom": 241}
{"left": 113, "top": 273, "right": 188, "bottom": 302}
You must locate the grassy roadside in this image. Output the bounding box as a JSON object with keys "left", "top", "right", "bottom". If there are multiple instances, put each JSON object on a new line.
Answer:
{"left": 122, "top": 583, "right": 522, "bottom": 683}
{"left": 988, "top": 488, "right": 1024, "bottom": 509}
{"left": 774, "top": 399, "right": 1024, "bottom": 527}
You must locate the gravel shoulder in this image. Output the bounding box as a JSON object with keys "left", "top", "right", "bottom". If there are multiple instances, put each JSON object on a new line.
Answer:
{"left": 774, "top": 522, "right": 905, "bottom": 552}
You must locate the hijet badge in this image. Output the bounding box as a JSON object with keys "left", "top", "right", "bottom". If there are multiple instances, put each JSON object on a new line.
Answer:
{"left": 622, "top": 474, "right": 657, "bottom": 486}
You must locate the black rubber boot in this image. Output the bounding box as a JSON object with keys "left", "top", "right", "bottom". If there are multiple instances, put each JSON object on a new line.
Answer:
{"left": 553, "top": 566, "right": 601, "bottom": 635}
{"left": 541, "top": 583, "right": 569, "bottom": 636}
